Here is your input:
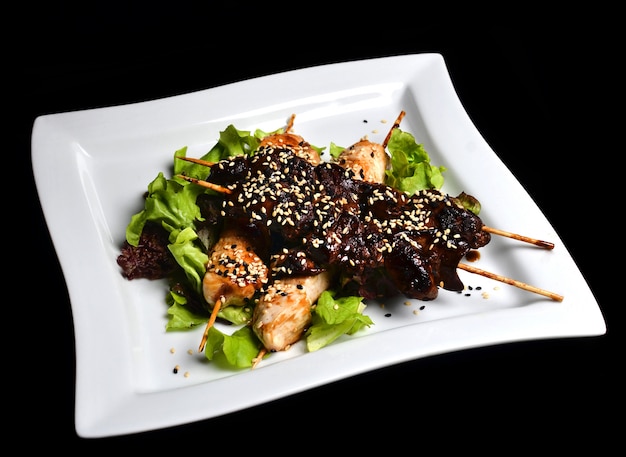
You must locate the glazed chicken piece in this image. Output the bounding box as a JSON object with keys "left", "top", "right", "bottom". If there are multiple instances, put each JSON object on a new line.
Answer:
{"left": 202, "top": 225, "right": 269, "bottom": 307}
{"left": 252, "top": 271, "right": 332, "bottom": 352}
{"left": 334, "top": 139, "right": 388, "bottom": 184}
{"left": 259, "top": 132, "right": 321, "bottom": 165}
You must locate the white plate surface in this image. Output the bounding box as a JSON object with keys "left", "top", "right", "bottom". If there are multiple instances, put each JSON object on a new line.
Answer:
{"left": 32, "top": 53, "right": 605, "bottom": 438}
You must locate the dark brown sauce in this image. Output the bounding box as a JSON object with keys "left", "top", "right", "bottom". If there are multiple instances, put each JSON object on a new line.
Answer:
{"left": 465, "top": 250, "right": 481, "bottom": 262}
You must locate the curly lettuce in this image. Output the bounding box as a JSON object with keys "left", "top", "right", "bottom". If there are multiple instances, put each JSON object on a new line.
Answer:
{"left": 385, "top": 129, "right": 446, "bottom": 192}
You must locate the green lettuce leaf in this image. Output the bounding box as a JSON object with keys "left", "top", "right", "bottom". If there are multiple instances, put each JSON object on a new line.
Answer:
{"left": 201, "top": 125, "right": 262, "bottom": 164}
{"left": 204, "top": 326, "right": 263, "bottom": 368}
{"left": 306, "top": 291, "right": 373, "bottom": 352}
{"left": 125, "top": 169, "right": 206, "bottom": 246}
{"left": 217, "top": 305, "right": 253, "bottom": 326}
{"left": 165, "top": 291, "right": 210, "bottom": 331}
{"left": 167, "top": 227, "right": 209, "bottom": 295}
{"left": 385, "top": 129, "right": 446, "bottom": 193}
{"left": 329, "top": 142, "right": 345, "bottom": 159}
{"left": 454, "top": 191, "right": 482, "bottom": 215}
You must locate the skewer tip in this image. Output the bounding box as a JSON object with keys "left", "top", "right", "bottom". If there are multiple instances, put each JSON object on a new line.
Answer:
{"left": 176, "top": 156, "right": 216, "bottom": 167}
{"left": 458, "top": 263, "right": 563, "bottom": 302}
{"left": 177, "top": 174, "right": 232, "bottom": 194}
{"left": 482, "top": 226, "right": 555, "bottom": 250}
{"left": 382, "top": 110, "right": 406, "bottom": 149}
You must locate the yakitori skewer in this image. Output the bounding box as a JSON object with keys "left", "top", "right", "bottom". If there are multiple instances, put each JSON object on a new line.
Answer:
{"left": 177, "top": 156, "right": 216, "bottom": 167}
{"left": 178, "top": 170, "right": 562, "bottom": 303}
{"left": 175, "top": 113, "right": 562, "bottom": 304}
{"left": 458, "top": 263, "right": 563, "bottom": 302}
{"left": 177, "top": 173, "right": 231, "bottom": 194}
{"left": 481, "top": 226, "right": 554, "bottom": 249}
{"left": 382, "top": 110, "right": 406, "bottom": 148}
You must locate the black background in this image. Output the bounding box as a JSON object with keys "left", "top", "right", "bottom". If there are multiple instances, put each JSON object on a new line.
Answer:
{"left": 21, "top": 7, "right": 616, "bottom": 451}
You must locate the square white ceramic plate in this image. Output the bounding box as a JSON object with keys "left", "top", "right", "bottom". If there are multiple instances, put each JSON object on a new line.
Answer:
{"left": 32, "top": 53, "right": 605, "bottom": 438}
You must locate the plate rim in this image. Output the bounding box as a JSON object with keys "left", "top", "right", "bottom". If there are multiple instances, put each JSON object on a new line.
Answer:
{"left": 32, "top": 52, "right": 606, "bottom": 438}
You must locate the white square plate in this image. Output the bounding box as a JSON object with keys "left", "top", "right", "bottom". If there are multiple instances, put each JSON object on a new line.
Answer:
{"left": 32, "top": 53, "right": 605, "bottom": 438}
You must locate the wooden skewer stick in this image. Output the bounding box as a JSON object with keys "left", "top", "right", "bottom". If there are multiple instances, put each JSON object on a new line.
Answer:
{"left": 458, "top": 263, "right": 563, "bottom": 302}
{"left": 382, "top": 110, "right": 406, "bottom": 148}
{"left": 177, "top": 175, "right": 232, "bottom": 194}
{"left": 285, "top": 113, "right": 296, "bottom": 133}
{"left": 198, "top": 297, "right": 224, "bottom": 352}
{"left": 251, "top": 347, "right": 267, "bottom": 369}
{"left": 482, "top": 226, "right": 554, "bottom": 250}
{"left": 176, "top": 156, "right": 216, "bottom": 167}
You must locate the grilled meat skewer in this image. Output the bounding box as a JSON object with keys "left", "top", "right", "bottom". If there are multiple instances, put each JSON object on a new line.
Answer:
{"left": 199, "top": 143, "right": 490, "bottom": 302}
{"left": 252, "top": 125, "right": 399, "bottom": 352}
{"left": 197, "top": 129, "right": 323, "bottom": 351}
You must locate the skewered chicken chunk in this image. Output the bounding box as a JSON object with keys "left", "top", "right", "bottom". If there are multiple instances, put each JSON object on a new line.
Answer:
{"left": 202, "top": 226, "right": 269, "bottom": 307}
{"left": 253, "top": 271, "right": 332, "bottom": 352}
{"left": 334, "top": 139, "right": 388, "bottom": 184}
{"left": 259, "top": 132, "right": 321, "bottom": 165}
